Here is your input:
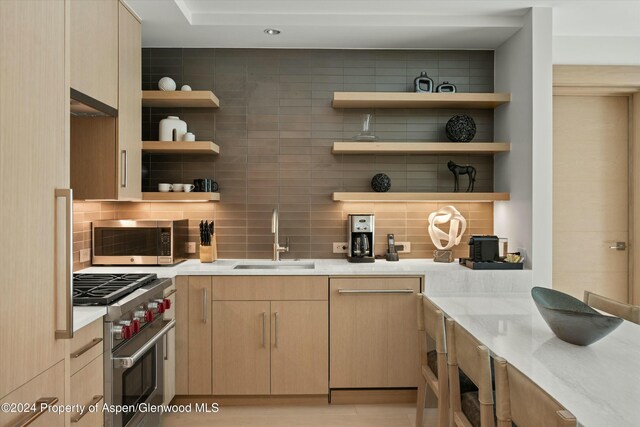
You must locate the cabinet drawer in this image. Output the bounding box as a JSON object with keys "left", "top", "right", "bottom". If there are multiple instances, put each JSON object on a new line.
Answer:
{"left": 163, "top": 282, "right": 176, "bottom": 321}
{"left": 70, "top": 354, "right": 104, "bottom": 426}
{"left": 0, "top": 361, "right": 65, "bottom": 426}
{"left": 212, "top": 276, "right": 328, "bottom": 301}
{"left": 70, "top": 318, "right": 104, "bottom": 375}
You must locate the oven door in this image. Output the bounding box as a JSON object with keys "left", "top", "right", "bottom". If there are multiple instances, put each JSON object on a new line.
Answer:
{"left": 109, "top": 319, "right": 175, "bottom": 427}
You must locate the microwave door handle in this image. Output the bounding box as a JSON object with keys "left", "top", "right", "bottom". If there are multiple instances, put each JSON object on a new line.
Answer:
{"left": 112, "top": 320, "right": 176, "bottom": 368}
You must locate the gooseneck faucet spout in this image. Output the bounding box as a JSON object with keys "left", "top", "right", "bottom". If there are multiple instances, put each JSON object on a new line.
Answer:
{"left": 272, "top": 208, "right": 290, "bottom": 261}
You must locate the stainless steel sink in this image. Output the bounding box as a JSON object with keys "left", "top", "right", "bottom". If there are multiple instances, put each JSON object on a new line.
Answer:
{"left": 233, "top": 262, "right": 315, "bottom": 270}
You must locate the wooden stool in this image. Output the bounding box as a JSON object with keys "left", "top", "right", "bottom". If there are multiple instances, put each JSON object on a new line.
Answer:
{"left": 584, "top": 291, "right": 640, "bottom": 324}
{"left": 494, "top": 356, "right": 576, "bottom": 427}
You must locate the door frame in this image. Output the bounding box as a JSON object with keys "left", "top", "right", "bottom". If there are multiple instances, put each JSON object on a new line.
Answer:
{"left": 553, "top": 65, "right": 640, "bottom": 305}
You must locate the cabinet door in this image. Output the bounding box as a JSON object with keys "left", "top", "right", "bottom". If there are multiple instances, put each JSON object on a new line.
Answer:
{"left": 188, "top": 276, "right": 212, "bottom": 394}
{"left": 0, "top": 0, "right": 67, "bottom": 398}
{"left": 329, "top": 277, "right": 420, "bottom": 388}
{"left": 0, "top": 361, "right": 65, "bottom": 426}
{"left": 271, "top": 301, "right": 328, "bottom": 395}
{"left": 70, "top": 354, "right": 104, "bottom": 426}
{"left": 163, "top": 284, "right": 176, "bottom": 404}
{"left": 212, "top": 301, "right": 271, "bottom": 395}
{"left": 174, "top": 277, "right": 189, "bottom": 395}
{"left": 117, "top": 2, "right": 141, "bottom": 200}
{"left": 70, "top": 0, "right": 118, "bottom": 108}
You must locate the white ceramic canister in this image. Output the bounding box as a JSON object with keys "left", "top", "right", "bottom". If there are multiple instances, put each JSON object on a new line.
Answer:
{"left": 159, "top": 116, "right": 187, "bottom": 141}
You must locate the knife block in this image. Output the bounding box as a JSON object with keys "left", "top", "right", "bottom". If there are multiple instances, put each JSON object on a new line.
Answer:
{"left": 199, "top": 244, "right": 214, "bottom": 263}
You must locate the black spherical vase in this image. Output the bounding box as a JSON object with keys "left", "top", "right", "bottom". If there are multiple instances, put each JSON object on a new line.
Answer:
{"left": 445, "top": 115, "right": 476, "bottom": 142}
{"left": 371, "top": 173, "right": 391, "bottom": 192}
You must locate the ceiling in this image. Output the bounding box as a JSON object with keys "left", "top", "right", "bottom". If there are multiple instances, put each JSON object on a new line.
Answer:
{"left": 126, "top": 0, "right": 640, "bottom": 50}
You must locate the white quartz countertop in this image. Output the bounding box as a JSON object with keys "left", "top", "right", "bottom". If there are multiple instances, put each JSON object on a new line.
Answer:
{"left": 427, "top": 293, "right": 640, "bottom": 427}
{"left": 73, "top": 306, "right": 107, "bottom": 332}
{"left": 79, "top": 258, "right": 532, "bottom": 295}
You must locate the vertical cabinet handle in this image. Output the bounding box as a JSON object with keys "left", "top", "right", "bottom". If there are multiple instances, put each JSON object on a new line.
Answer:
{"left": 164, "top": 333, "right": 168, "bottom": 361}
{"left": 11, "top": 397, "right": 58, "bottom": 427}
{"left": 55, "top": 189, "right": 73, "bottom": 339}
{"left": 261, "top": 312, "right": 266, "bottom": 347}
{"left": 121, "top": 150, "right": 128, "bottom": 188}
{"left": 274, "top": 311, "right": 279, "bottom": 348}
{"left": 202, "top": 288, "right": 207, "bottom": 323}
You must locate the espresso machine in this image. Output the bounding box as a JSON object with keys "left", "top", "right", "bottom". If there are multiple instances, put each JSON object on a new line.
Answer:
{"left": 347, "top": 214, "right": 375, "bottom": 263}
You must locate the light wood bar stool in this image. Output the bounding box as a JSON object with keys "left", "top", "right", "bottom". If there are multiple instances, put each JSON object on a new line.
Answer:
{"left": 446, "top": 318, "right": 495, "bottom": 427}
{"left": 583, "top": 291, "right": 640, "bottom": 324}
{"left": 494, "top": 356, "right": 577, "bottom": 427}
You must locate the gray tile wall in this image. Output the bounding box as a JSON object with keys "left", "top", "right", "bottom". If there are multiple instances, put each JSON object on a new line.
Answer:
{"left": 142, "top": 49, "right": 495, "bottom": 259}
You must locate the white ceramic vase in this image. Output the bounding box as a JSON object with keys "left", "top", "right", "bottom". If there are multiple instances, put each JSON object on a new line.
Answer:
{"left": 159, "top": 116, "right": 187, "bottom": 141}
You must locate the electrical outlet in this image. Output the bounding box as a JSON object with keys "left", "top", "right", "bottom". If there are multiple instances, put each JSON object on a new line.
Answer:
{"left": 397, "top": 242, "right": 411, "bottom": 253}
{"left": 186, "top": 242, "right": 196, "bottom": 254}
{"left": 333, "top": 242, "right": 348, "bottom": 254}
{"left": 80, "top": 248, "right": 91, "bottom": 263}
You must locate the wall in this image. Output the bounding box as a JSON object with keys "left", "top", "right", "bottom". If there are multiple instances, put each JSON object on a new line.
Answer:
{"left": 494, "top": 8, "right": 552, "bottom": 284}
{"left": 554, "top": 36, "right": 640, "bottom": 66}
{"left": 138, "top": 48, "right": 497, "bottom": 260}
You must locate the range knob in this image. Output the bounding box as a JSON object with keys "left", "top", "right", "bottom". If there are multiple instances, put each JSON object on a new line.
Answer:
{"left": 150, "top": 300, "right": 165, "bottom": 314}
{"left": 162, "top": 298, "right": 171, "bottom": 310}
{"left": 112, "top": 324, "right": 132, "bottom": 340}
{"left": 144, "top": 309, "right": 154, "bottom": 323}
{"left": 133, "top": 310, "right": 146, "bottom": 321}
{"left": 131, "top": 318, "right": 141, "bottom": 334}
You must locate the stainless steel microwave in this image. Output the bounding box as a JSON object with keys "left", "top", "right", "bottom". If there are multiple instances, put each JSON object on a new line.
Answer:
{"left": 92, "top": 220, "right": 188, "bottom": 265}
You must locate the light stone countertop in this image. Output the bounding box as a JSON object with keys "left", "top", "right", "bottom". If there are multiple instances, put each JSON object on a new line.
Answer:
{"left": 428, "top": 293, "right": 640, "bottom": 427}
{"left": 73, "top": 258, "right": 533, "bottom": 332}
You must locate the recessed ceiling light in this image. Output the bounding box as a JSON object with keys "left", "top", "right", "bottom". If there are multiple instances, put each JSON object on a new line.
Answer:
{"left": 264, "top": 28, "right": 281, "bottom": 36}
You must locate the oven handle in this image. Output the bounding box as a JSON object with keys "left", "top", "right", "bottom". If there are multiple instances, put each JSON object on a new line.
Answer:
{"left": 112, "top": 319, "right": 176, "bottom": 369}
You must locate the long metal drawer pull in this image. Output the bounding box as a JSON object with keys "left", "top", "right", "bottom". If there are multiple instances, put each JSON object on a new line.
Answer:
{"left": 121, "top": 150, "right": 128, "bottom": 188}
{"left": 71, "top": 337, "right": 103, "bottom": 358}
{"left": 274, "top": 312, "right": 279, "bottom": 348}
{"left": 261, "top": 312, "right": 266, "bottom": 347}
{"left": 203, "top": 288, "right": 207, "bottom": 323}
{"left": 113, "top": 320, "right": 176, "bottom": 368}
{"left": 11, "top": 396, "right": 58, "bottom": 427}
{"left": 55, "top": 188, "right": 73, "bottom": 339}
{"left": 70, "top": 395, "right": 103, "bottom": 423}
{"left": 164, "top": 288, "right": 177, "bottom": 298}
{"left": 338, "top": 289, "right": 414, "bottom": 294}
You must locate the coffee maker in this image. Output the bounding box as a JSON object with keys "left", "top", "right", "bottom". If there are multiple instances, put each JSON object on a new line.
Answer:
{"left": 347, "top": 214, "right": 375, "bottom": 263}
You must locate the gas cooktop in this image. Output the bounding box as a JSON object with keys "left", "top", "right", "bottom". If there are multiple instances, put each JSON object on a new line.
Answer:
{"left": 73, "top": 273, "right": 158, "bottom": 306}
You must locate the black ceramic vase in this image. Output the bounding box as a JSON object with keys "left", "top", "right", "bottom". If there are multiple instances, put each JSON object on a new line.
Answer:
{"left": 371, "top": 173, "right": 391, "bottom": 192}
{"left": 445, "top": 115, "right": 476, "bottom": 142}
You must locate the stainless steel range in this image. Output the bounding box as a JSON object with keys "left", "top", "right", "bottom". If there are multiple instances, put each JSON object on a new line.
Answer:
{"left": 73, "top": 273, "right": 175, "bottom": 427}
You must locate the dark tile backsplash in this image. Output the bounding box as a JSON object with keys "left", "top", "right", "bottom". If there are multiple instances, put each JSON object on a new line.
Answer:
{"left": 140, "top": 48, "right": 495, "bottom": 259}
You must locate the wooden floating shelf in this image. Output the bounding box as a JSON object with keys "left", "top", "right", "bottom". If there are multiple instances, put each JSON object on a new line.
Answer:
{"left": 142, "top": 90, "right": 220, "bottom": 108}
{"left": 142, "top": 192, "right": 220, "bottom": 202}
{"left": 332, "top": 92, "right": 510, "bottom": 109}
{"left": 142, "top": 141, "right": 220, "bottom": 154}
{"left": 332, "top": 192, "right": 510, "bottom": 203}
{"left": 332, "top": 142, "right": 510, "bottom": 155}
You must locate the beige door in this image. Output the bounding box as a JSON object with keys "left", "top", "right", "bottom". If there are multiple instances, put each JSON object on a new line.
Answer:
{"left": 271, "top": 301, "right": 328, "bottom": 395}
{"left": 553, "top": 95, "right": 630, "bottom": 301}
{"left": 0, "top": 0, "right": 68, "bottom": 398}
{"left": 329, "top": 278, "right": 420, "bottom": 388}
{"left": 212, "top": 301, "right": 271, "bottom": 395}
{"left": 188, "top": 276, "right": 212, "bottom": 394}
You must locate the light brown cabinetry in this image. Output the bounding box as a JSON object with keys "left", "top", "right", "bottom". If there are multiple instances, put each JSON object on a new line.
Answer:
{"left": 212, "top": 301, "right": 271, "bottom": 395}
{"left": 329, "top": 277, "right": 421, "bottom": 388}
{"left": 163, "top": 284, "right": 177, "bottom": 404}
{"left": 174, "top": 277, "right": 189, "bottom": 395}
{"left": 0, "top": 362, "right": 66, "bottom": 426}
{"left": 70, "top": 354, "right": 104, "bottom": 426}
{"left": 70, "top": 318, "right": 104, "bottom": 376}
{"left": 70, "top": 0, "right": 141, "bottom": 201}
{"left": 187, "top": 276, "right": 212, "bottom": 395}
{"left": 270, "top": 301, "right": 328, "bottom": 395}
{"left": 70, "top": 0, "right": 118, "bottom": 108}
{"left": 117, "top": 1, "right": 142, "bottom": 200}
{"left": 0, "top": 0, "right": 69, "bottom": 401}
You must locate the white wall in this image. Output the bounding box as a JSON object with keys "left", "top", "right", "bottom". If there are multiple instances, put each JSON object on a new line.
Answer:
{"left": 494, "top": 7, "right": 553, "bottom": 286}
{"left": 553, "top": 36, "right": 640, "bottom": 65}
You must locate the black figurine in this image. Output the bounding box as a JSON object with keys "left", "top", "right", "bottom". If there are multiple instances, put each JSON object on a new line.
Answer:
{"left": 447, "top": 160, "right": 476, "bottom": 192}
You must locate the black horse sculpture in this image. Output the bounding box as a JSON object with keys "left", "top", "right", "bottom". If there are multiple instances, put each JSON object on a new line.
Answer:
{"left": 447, "top": 160, "right": 476, "bottom": 192}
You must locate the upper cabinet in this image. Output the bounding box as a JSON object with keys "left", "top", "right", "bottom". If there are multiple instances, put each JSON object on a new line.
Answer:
{"left": 117, "top": 2, "right": 142, "bottom": 200}
{"left": 70, "top": 0, "right": 118, "bottom": 108}
{"left": 70, "top": 0, "right": 142, "bottom": 200}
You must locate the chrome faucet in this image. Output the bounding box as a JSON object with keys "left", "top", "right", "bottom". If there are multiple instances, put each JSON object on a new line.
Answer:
{"left": 272, "top": 208, "right": 289, "bottom": 261}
